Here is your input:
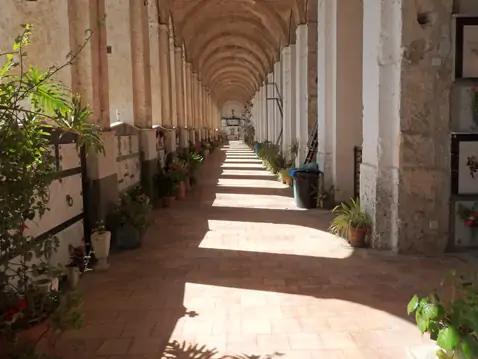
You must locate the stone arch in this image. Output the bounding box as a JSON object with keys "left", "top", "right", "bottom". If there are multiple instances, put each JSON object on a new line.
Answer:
{"left": 195, "top": 34, "right": 273, "bottom": 74}
{"left": 210, "top": 73, "right": 257, "bottom": 94}
{"left": 170, "top": 0, "right": 298, "bottom": 103}
{"left": 203, "top": 61, "right": 263, "bottom": 88}
{"left": 178, "top": 0, "right": 287, "bottom": 43}
{"left": 187, "top": 18, "right": 277, "bottom": 64}
{"left": 217, "top": 89, "right": 250, "bottom": 106}
{"left": 201, "top": 52, "right": 266, "bottom": 84}
{"left": 212, "top": 81, "right": 254, "bottom": 101}
{"left": 200, "top": 45, "right": 269, "bottom": 80}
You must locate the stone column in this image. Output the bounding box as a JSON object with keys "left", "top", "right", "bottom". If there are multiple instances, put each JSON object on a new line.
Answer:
{"left": 198, "top": 81, "right": 204, "bottom": 140}
{"left": 260, "top": 84, "right": 268, "bottom": 142}
{"left": 69, "top": 0, "right": 117, "bottom": 231}
{"left": 130, "top": 0, "right": 157, "bottom": 200}
{"left": 296, "top": 24, "right": 308, "bottom": 166}
{"left": 274, "top": 60, "right": 282, "bottom": 146}
{"left": 266, "top": 73, "right": 275, "bottom": 141}
{"left": 317, "top": 0, "right": 363, "bottom": 202}
{"left": 181, "top": 53, "right": 189, "bottom": 148}
{"left": 167, "top": 25, "right": 177, "bottom": 153}
{"left": 193, "top": 73, "right": 200, "bottom": 142}
{"left": 69, "top": 0, "right": 110, "bottom": 129}
{"left": 105, "top": 0, "right": 133, "bottom": 125}
{"left": 158, "top": 23, "right": 171, "bottom": 125}
{"left": 175, "top": 47, "right": 187, "bottom": 149}
{"left": 317, "top": 0, "right": 335, "bottom": 193}
{"left": 307, "top": 0, "right": 318, "bottom": 138}
{"left": 187, "top": 64, "right": 195, "bottom": 144}
{"left": 282, "top": 45, "right": 297, "bottom": 156}
{"left": 360, "top": 0, "right": 451, "bottom": 253}
{"left": 130, "top": 0, "right": 152, "bottom": 129}
{"left": 148, "top": 0, "right": 161, "bottom": 126}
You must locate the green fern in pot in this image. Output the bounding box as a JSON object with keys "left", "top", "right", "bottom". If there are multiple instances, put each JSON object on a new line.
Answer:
{"left": 329, "top": 198, "right": 371, "bottom": 247}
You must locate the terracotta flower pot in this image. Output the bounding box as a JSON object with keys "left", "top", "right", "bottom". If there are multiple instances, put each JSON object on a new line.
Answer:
{"left": 348, "top": 227, "right": 368, "bottom": 248}
{"left": 163, "top": 196, "right": 175, "bottom": 207}
{"left": 285, "top": 178, "right": 292, "bottom": 186}
{"left": 176, "top": 181, "right": 186, "bottom": 200}
{"left": 185, "top": 175, "right": 191, "bottom": 192}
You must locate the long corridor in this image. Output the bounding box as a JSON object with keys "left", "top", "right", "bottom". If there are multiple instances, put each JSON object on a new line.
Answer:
{"left": 51, "top": 142, "right": 467, "bottom": 359}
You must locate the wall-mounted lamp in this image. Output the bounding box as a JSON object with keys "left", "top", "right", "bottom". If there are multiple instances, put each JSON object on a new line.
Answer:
{"left": 215, "top": 128, "right": 218, "bottom": 132}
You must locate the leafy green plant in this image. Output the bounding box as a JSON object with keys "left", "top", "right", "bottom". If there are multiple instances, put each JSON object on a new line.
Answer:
{"left": 329, "top": 198, "right": 371, "bottom": 237}
{"left": 0, "top": 25, "right": 102, "bottom": 349}
{"left": 155, "top": 170, "right": 177, "bottom": 198}
{"left": 407, "top": 271, "right": 478, "bottom": 359}
{"left": 109, "top": 187, "right": 152, "bottom": 232}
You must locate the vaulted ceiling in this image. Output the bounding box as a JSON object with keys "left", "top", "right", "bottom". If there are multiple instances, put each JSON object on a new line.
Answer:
{"left": 158, "top": 0, "right": 307, "bottom": 106}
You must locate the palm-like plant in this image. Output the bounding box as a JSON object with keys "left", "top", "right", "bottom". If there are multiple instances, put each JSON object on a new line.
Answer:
{"left": 329, "top": 198, "right": 371, "bottom": 237}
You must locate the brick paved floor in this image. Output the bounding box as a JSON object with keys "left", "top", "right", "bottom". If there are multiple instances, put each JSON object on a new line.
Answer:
{"left": 50, "top": 142, "right": 471, "bottom": 359}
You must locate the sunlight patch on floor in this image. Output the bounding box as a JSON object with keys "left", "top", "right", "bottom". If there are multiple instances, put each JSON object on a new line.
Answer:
{"left": 224, "top": 158, "right": 262, "bottom": 163}
{"left": 221, "top": 163, "right": 264, "bottom": 169}
{"left": 202, "top": 221, "right": 352, "bottom": 258}
{"left": 212, "top": 193, "right": 303, "bottom": 210}
{"left": 217, "top": 178, "right": 288, "bottom": 189}
{"left": 221, "top": 169, "right": 277, "bottom": 177}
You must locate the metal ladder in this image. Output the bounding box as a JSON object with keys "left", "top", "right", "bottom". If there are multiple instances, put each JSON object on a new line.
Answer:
{"left": 265, "top": 81, "right": 284, "bottom": 149}
{"left": 304, "top": 118, "right": 318, "bottom": 164}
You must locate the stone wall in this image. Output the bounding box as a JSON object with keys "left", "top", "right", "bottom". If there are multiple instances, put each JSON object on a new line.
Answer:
{"left": 360, "top": 0, "right": 453, "bottom": 253}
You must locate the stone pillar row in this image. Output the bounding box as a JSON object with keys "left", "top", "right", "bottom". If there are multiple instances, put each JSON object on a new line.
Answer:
{"left": 249, "top": 23, "right": 308, "bottom": 168}
{"left": 51, "top": 0, "right": 221, "bottom": 227}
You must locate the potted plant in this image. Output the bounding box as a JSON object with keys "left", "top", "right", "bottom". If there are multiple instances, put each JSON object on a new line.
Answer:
{"left": 329, "top": 198, "right": 371, "bottom": 247}
{"left": 407, "top": 271, "right": 478, "bottom": 359}
{"left": 278, "top": 168, "right": 293, "bottom": 186}
{"left": 106, "top": 188, "right": 152, "bottom": 250}
{"left": 90, "top": 221, "right": 111, "bottom": 270}
{"left": 64, "top": 244, "right": 91, "bottom": 289}
{"left": 155, "top": 170, "right": 177, "bottom": 207}
{"left": 170, "top": 162, "right": 188, "bottom": 200}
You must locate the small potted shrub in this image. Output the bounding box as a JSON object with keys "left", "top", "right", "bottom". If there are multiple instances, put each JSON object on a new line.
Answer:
{"left": 329, "top": 198, "right": 371, "bottom": 247}
{"left": 170, "top": 162, "right": 188, "bottom": 200}
{"left": 278, "top": 169, "right": 293, "bottom": 186}
{"left": 90, "top": 221, "right": 111, "bottom": 270}
{"left": 107, "top": 188, "right": 152, "bottom": 250}
{"left": 407, "top": 271, "right": 478, "bottom": 359}
{"left": 65, "top": 244, "right": 92, "bottom": 289}
{"left": 156, "top": 171, "right": 177, "bottom": 207}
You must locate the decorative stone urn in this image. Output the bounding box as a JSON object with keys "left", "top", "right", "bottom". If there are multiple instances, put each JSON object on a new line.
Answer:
{"left": 91, "top": 230, "right": 111, "bottom": 270}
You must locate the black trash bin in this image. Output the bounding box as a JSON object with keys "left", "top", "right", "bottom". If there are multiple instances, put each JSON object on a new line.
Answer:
{"left": 293, "top": 170, "right": 320, "bottom": 209}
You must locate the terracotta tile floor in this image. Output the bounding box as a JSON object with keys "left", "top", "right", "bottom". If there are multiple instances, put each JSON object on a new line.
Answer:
{"left": 50, "top": 142, "right": 472, "bottom": 359}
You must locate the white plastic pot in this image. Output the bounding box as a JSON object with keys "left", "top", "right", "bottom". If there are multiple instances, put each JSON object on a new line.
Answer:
{"left": 91, "top": 230, "right": 111, "bottom": 270}
{"left": 66, "top": 266, "right": 80, "bottom": 289}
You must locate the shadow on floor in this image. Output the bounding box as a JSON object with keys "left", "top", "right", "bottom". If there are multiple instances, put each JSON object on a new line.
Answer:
{"left": 50, "top": 141, "right": 470, "bottom": 359}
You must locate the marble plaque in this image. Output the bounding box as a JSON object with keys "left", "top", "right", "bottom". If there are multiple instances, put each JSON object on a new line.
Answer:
{"left": 451, "top": 81, "right": 478, "bottom": 131}
{"left": 454, "top": 200, "right": 478, "bottom": 248}
{"left": 462, "top": 25, "right": 478, "bottom": 78}
{"left": 458, "top": 141, "right": 478, "bottom": 194}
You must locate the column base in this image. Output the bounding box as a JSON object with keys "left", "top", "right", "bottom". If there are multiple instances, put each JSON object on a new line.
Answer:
{"left": 86, "top": 132, "right": 119, "bottom": 236}
{"left": 165, "top": 129, "right": 177, "bottom": 154}
{"left": 360, "top": 162, "right": 448, "bottom": 254}
{"left": 139, "top": 129, "right": 159, "bottom": 203}
{"left": 179, "top": 129, "right": 189, "bottom": 151}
